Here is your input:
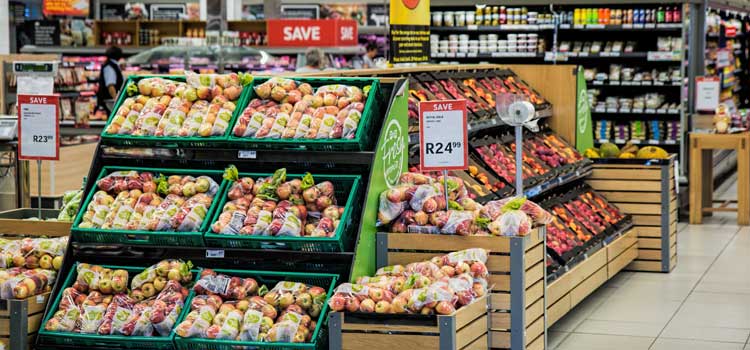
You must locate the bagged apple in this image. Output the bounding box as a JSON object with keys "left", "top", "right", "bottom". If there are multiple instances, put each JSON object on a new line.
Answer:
{"left": 44, "top": 306, "right": 81, "bottom": 332}
{"left": 98, "top": 294, "right": 135, "bottom": 335}
{"left": 79, "top": 303, "right": 107, "bottom": 334}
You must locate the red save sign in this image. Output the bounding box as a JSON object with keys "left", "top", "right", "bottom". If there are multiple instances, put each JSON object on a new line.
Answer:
{"left": 266, "top": 19, "right": 358, "bottom": 47}
{"left": 17, "top": 94, "right": 60, "bottom": 161}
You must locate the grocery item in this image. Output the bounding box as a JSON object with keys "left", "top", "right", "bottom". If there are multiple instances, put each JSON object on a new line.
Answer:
{"left": 58, "top": 190, "right": 84, "bottom": 222}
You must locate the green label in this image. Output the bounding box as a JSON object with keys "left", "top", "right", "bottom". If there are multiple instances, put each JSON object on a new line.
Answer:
{"left": 350, "top": 79, "right": 409, "bottom": 281}
{"left": 575, "top": 66, "right": 594, "bottom": 152}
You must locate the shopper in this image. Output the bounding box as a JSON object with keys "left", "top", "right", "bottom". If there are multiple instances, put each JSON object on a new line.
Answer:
{"left": 362, "top": 42, "right": 380, "bottom": 68}
{"left": 297, "top": 48, "right": 326, "bottom": 73}
{"left": 96, "top": 46, "right": 124, "bottom": 116}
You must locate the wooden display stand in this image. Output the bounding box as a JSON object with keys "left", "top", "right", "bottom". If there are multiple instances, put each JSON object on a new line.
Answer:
{"left": 0, "top": 292, "right": 51, "bottom": 350}
{"left": 547, "top": 228, "right": 638, "bottom": 326}
{"left": 374, "top": 229, "right": 546, "bottom": 350}
{"left": 689, "top": 132, "right": 750, "bottom": 225}
{"left": 0, "top": 209, "right": 71, "bottom": 237}
{"left": 587, "top": 156, "right": 678, "bottom": 272}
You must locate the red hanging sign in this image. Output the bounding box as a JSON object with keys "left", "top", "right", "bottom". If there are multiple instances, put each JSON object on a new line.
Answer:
{"left": 266, "top": 19, "right": 358, "bottom": 47}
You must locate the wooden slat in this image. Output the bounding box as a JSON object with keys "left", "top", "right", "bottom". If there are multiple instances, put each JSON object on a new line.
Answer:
{"left": 636, "top": 226, "right": 663, "bottom": 237}
{"left": 638, "top": 237, "right": 662, "bottom": 249}
{"left": 490, "top": 312, "right": 510, "bottom": 330}
{"left": 525, "top": 243, "right": 544, "bottom": 269}
{"left": 570, "top": 267, "right": 608, "bottom": 307}
{"left": 489, "top": 330, "right": 510, "bottom": 349}
{"left": 547, "top": 274, "right": 570, "bottom": 306}
{"left": 456, "top": 315, "right": 488, "bottom": 349}
{"left": 589, "top": 168, "right": 662, "bottom": 180}
{"left": 547, "top": 293, "right": 571, "bottom": 326}
{"left": 386, "top": 252, "right": 441, "bottom": 267}
{"left": 616, "top": 203, "right": 662, "bottom": 215}
{"left": 608, "top": 244, "right": 638, "bottom": 278}
{"left": 461, "top": 334, "right": 488, "bottom": 350}
{"left": 627, "top": 260, "right": 664, "bottom": 272}
{"left": 607, "top": 229, "right": 637, "bottom": 260}
{"left": 632, "top": 215, "right": 662, "bottom": 226}
{"left": 598, "top": 191, "right": 662, "bottom": 203}
{"left": 527, "top": 333, "right": 544, "bottom": 350}
{"left": 387, "top": 233, "right": 511, "bottom": 253}
{"left": 342, "top": 317, "right": 436, "bottom": 333}
{"left": 525, "top": 315, "right": 544, "bottom": 345}
{"left": 489, "top": 292, "right": 509, "bottom": 310}
{"left": 637, "top": 249, "right": 663, "bottom": 260}
{"left": 525, "top": 262, "right": 544, "bottom": 289}
{"left": 0, "top": 313, "right": 43, "bottom": 336}
{"left": 525, "top": 280, "right": 544, "bottom": 308}
{"left": 0, "top": 293, "right": 50, "bottom": 317}
{"left": 489, "top": 274, "right": 510, "bottom": 292}
{"left": 342, "top": 332, "right": 439, "bottom": 350}
{"left": 525, "top": 298, "right": 543, "bottom": 327}
{"left": 587, "top": 179, "right": 661, "bottom": 191}
{"left": 454, "top": 295, "right": 488, "bottom": 329}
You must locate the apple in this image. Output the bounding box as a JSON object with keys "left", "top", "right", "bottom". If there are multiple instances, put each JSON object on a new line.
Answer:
{"left": 141, "top": 283, "right": 155, "bottom": 298}
{"left": 39, "top": 255, "right": 53, "bottom": 270}
{"left": 219, "top": 303, "right": 236, "bottom": 315}
{"left": 167, "top": 269, "right": 181, "bottom": 282}
{"left": 112, "top": 278, "right": 127, "bottom": 293}
{"left": 13, "top": 284, "right": 29, "bottom": 299}
{"left": 98, "top": 279, "right": 113, "bottom": 294}
{"left": 101, "top": 269, "right": 113, "bottom": 281}
{"left": 24, "top": 256, "right": 38, "bottom": 269}
{"left": 368, "top": 287, "right": 384, "bottom": 302}
{"left": 153, "top": 276, "right": 167, "bottom": 292}
{"left": 261, "top": 303, "right": 277, "bottom": 319}
{"left": 113, "top": 269, "right": 128, "bottom": 280}
{"left": 263, "top": 291, "right": 279, "bottom": 307}
{"left": 359, "top": 298, "right": 375, "bottom": 313}
{"left": 236, "top": 299, "right": 249, "bottom": 312}
{"left": 345, "top": 298, "right": 360, "bottom": 313}
{"left": 279, "top": 293, "right": 294, "bottom": 309}
{"left": 375, "top": 300, "right": 391, "bottom": 314}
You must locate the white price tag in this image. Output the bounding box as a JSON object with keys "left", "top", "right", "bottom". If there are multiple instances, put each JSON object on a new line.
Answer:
{"left": 238, "top": 150, "right": 257, "bottom": 159}
{"left": 18, "top": 95, "right": 59, "bottom": 160}
{"left": 206, "top": 249, "right": 225, "bottom": 258}
{"left": 419, "top": 100, "right": 468, "bottom": 170}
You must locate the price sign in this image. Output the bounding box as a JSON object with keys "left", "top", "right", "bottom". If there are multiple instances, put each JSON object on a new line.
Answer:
{"left": 695, "top": 76, "right": 720, "bottom": 112}
{"left": 419, "top": 100, "right": 468, "bottom": 171}
{"left": 17, "top": 94, "right": 59, "bottom": 160}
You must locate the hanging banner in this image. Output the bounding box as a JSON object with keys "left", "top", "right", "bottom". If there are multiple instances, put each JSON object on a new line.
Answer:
{"left": 575, "top": 67, "right": 594, "bottom": 152}
{"left": 389, "top": 0, "right": 430, "bottom": 63}
{"left": 419, "top": 100, "right": 468, "bottom": 170}
{"left": 17, "top": 95, "right": 60, "bottom": 161}
{"left": 42, "top": 0, "right": 89, "bottom": 16}
{"left": 266, "top": 19, "right": 357, "bottom": 47}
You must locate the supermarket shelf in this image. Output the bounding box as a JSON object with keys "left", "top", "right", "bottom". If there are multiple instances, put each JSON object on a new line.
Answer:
{"left": 432, "top": 52, "right": 543, "bottom": 59}
{"left": 21, "top": 45, "right": 362, "bottom": 56}
{"left": 60, "top": 120, "right": 107, "bottom": 127}
{"left": 558, "top": 23, "right": 682, "bottom": 30}
{"left": 589, "top": 80, "right": 682, "bottom": 87}
{"left": 550, "top": 51, "right": 682, "bottom": 61}
{"left": 525, "top": 164, "right": 593, "bottom": 199}
{"left": 431, "top": 24, "right": 554, "bottom": 32}
{"left": 594, "top": 139, "right": 680, "bottom": 147}
{"left": 591, "top": 107, "right": 682, "bottom": 115}
{"left": 359, "top": 25, "right": 387, "bottom": 35}
{"left": 57, "top": 91, "right": 97, "bottom": 98}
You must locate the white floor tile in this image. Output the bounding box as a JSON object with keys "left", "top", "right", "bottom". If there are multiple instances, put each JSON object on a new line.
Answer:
{"left": 548, "top": 331, "right": 569, "bottom": 349}
{"left": 555, "top": 333, "right": 653, "bottom": 350}
{"left": 668, "top": 292, "right": 750, "bottom": 329}
{"left": 651, "top": 338, "right": 745, "bottom": 350}
{"left": 575, "top": 319, "right": 663, "bottom": 337}
{"left": 586, "top": 298, "right": 682, "bottom": 324}
{"left": 660, "top": 323, "right": 750, "bottom": 343}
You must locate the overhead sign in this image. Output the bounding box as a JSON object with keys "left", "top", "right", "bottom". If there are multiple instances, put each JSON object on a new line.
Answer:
{"left": 280, "top": 4, "right": 319, "bottom": 19}
{"left": 17, "top": 95, "right": 60, "bottom": 161}
{"left": 389, "top": 0, "right": 430, "bottom": 63}
{"left": 419, "top": 100, "right": 468, "bottom": 170}
{"left": 42, "top": 0, "right": 89, "bottom": 16}
{"left": 266, "top": 19, "right": 358, "bottom": 46}
{"left": 695, "top": 76, "right": 720, "bottom": 112}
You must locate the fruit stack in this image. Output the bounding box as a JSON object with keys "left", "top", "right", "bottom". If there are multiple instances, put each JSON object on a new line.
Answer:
{"left": 104, "top": 72, "right": 252, "bottom": 138}
{"left": 44, "top": 260, "right": 193, "bottom": 336}
{"left": 175, "top": 270, "right": 328, "bottom": 343}
{"left": 475, "top": 142, "right": 550, "bottom": 186}
{"left": 378, "top": 172, "right": 551, "bottom": 236}
{"left": 328, "top": 248, "right": 489, "bottom": 315}
{"left": 548, "top": 204, "right": 593, "bottom": 257}
{"left": 211, "top": 167, "right": 347, "bottom": 238}
{"left": 232, "top": 78, "right": 368, "bottom": 139}
{"left": 78, "top": 170, "right": 220, "bottom": 232}
{"left": 0, "top": 237, "right": 67, "bottom": 299}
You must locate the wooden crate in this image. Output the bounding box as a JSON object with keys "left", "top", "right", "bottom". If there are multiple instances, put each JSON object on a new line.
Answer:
{"left": 0, "top": 209, "right": 71, "bottom": 237}
{"left": 0, "top": 292, "right": 51, "bottom": 350}
{"left": 328, "top": 294, "right": 488, "bottom": 350}
{"left": 587, "top": 156, "right": 678, "bottom": 272}
{"left": 376, "top": 228, "right": 546, "bottom": 350}
{"left": 547, "top": 228, "right": 637, "bottom": 327}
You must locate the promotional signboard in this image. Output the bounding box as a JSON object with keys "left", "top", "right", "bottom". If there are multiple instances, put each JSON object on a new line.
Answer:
{"left": 43, "top": 0, "right": 89, "bottom": 16}
{"left": 419, "top": 100, "right": 468, "bottom": 170}
{"left": 389, "top": 0, "right": 430, "bottom": 63}
{"left": 266, "top": 19, "right": 358, "bottom": 46}
{"left": 695, "top": 76, "right": 721, "bottom": 112}
{"left": 17, "top": 95, "right": 60, "bottom": 161}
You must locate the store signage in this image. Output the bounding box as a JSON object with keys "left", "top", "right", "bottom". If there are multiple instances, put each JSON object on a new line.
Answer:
{"left": 419, "top": 100, "right": 468, "bottom": 170}
{"left": 726, "top": 26, "right": 738, "bottom": 38}
{"left": 367, "top": 4, "right": 388, "bottom": 26}
{"left": 43, "top": 0, "right": 89, "bottom": 16}
{"left": 575, "top": 68, "right": 594, "bottom": 152}
{"left": 389, "top": 0, "right": 430, "bottom": 63}
{"left": 716, "top": 49, "right": 732, "bottom": 68}
{"left": 151, "top": 5, "right": 186, "bottom": 20}
{"left": 23, "top": 21, "right": 61, "bottom": 47}
{"left": 695, "top": 76, "right": 720, "bottom": 112}
{"left": 280, "top": 5, "right": 319, "bottom": 19}
{"left": 266, "top": 19, "right": 357, "bottom": 46}
{"left": 17, "top": 95, "right": 60, "bottom": 161}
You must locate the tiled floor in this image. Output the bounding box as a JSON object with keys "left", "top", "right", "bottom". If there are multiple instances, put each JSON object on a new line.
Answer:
{"left": 549, "top": 178, "right": 750, "bottom": 350}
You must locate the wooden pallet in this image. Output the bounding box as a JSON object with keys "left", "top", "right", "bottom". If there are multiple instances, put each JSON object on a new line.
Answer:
{"left": 329, "top": 294, "right": 488, "bottom": 350}
{"left": 376, "top": 229, "right": 545, "bottom": 350}
{"left": 588, "top": 156, "right": 678, "bottom": 272}
{"left": 0, "top": 292, "right": 51, "bottom": 350}
{"left": 547, "top": 229, "right": 638, "bottom": 326}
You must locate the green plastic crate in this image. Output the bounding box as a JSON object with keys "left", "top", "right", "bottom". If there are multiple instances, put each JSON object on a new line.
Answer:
{"left": 227, "top": 76, "right": 382, "bottom": 151}
{"left": 100, "top": 75, "right": 253, "bottom": 148}
{"left": 38, "top": 262, "right": 197, "bottom": 350}
{"left": 173, "top": 269, "right": 338, "bottom": 350}
{"left": 203, "top": 172, "right": 362, "bottom": 252}
{"left": 71, "top": 166, "right": 227, "bottom": 246}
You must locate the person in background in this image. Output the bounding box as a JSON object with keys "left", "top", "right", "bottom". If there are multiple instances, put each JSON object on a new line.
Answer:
{"left": 297, "top": 48, "right": 326, "bottom": 73}
{"left": 96, "top": 46, "right": 124, "bottom": 116}
{"left": 362, "top": 42, "right": 379, "bottom": 69}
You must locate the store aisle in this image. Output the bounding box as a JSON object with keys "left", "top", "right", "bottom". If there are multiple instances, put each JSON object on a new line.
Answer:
{"left": 549, "top": 179, "right": 750, "bottom": 350}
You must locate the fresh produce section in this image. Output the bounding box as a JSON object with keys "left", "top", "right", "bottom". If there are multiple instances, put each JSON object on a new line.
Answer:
{"left": 0, "top": 237, "right": 67, "bottom": 299}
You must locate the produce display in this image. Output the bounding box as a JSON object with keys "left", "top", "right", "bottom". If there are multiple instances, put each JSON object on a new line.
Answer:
{"left": 43, "top": 260, "right": 193, "bottom": 336}
{"left": 58, "top": 190, "right": 84, "bottom": 222}
{"left": 175, "top": 270, "right": 327, "bottom": 343}
{"left": 104, "top": 72, "right": 252, "bottom": 137}
{"left": 0, "top": 237, "right": 68, "bottom": 300}
{"left": 211, "top": 167, "right": 345, "bottom": 237}
{"left": 585, "top": 142, "right": 670, "bottom": 159}
{"left": 78, "top": 170, "right": 220, "bottom": 232}
{"left": 328, "top": 248, "right": 489, "bottom": 315}
{"left": 232, "top": 78, "right": 368, "bottom": 140}
{"left": 378, "top": 172, "right": 551, "bottom": 236}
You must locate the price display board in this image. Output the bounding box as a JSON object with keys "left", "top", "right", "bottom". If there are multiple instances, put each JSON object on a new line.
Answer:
{"left": 17, "top": 94, "right": 60, "bottom": 161}
{"left": 419, "top": 100, "right": 468, "bottom": 170}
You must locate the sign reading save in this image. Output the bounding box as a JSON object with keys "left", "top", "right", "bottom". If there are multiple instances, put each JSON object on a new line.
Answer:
{"left": 419, "top": 100, "right": 468, "bottom": 171}
{"left": 266, "top": 19, "right": 358, "bottom": 47}
{"left": 17, "top": 94, "right": 59, "bottom": 161}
